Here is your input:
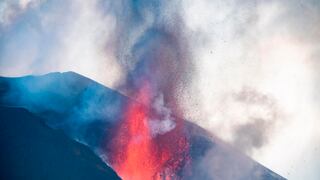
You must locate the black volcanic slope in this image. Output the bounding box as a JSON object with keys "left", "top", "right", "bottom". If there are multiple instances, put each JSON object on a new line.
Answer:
{"left": 0, "top": 106, "right": 120, "bottom": 180}
{"left": 0, "top": 72, "right": 286, "bottom": 180}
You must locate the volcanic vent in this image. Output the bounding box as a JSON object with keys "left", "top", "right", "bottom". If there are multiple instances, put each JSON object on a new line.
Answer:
{"left": 108, "top": 83, "right": 191, "bottom": 179}
{"left": 104, "top": 1, "right": 194, "bottom": 179}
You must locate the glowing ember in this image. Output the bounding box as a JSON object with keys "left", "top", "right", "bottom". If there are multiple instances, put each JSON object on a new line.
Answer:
{"left": 108, "top": 82, "right": 190, "bottom": 180}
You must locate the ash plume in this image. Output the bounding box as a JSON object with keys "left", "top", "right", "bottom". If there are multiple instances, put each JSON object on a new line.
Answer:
{"left": 0, "top": 0, "right": 293, "bottom": 179}
{"left": 103, "top": 0, "right": 193, "bottom": 111}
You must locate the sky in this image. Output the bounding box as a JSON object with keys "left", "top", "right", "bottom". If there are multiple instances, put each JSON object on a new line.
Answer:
{"left": 0, "top": 0, "right": 320, "bottom": 179}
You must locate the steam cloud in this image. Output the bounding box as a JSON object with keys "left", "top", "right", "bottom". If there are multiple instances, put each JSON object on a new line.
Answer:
{"left": 1, "top": 0, "right": 320, "bottom": 179}
{"left": 0, "top": 0, "right": 43, "bottom": 25}
{"left": 149, "top": 94, "right": 176, "bottom": 137}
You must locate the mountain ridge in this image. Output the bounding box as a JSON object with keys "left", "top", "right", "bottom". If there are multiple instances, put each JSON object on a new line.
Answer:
{"left": 0, "top": 71, "right": 286, "bottom": 180}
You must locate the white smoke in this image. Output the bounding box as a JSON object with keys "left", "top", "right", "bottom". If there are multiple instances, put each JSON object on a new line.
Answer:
{"left": 1, "top": 0, "right": 319, "bottom": 179}
{"left": 0, "top": 0, "right": 44, "bottom": 26}
{"left": 181, "top": 0, "right": 320, "bottom": 179}
{"left": 0, "top": 0, "right": 123, "bottom": 88}
{"left": 149, "top": 94, "right": 176, "bottom": 137}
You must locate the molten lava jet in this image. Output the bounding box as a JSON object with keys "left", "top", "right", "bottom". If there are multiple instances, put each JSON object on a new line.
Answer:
{"left": 108, "top": 83, "right": 190, "bottom": 180}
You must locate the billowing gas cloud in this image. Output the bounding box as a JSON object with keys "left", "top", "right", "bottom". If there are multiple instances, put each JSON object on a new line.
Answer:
{"left": 0, "top": 0, "right": 122, "bottom": 87}
{"left": 0, "top": 0, "right": 43, "bottom": 25}
{"left": 102, "top": 0, "right": 193, "bottom": 110}
{"left": 149, "top": 94, "right": 176, "bottom": 137}
{"left": 182, "top": 0, "right": 320, "bottom": 179}
{"left": 1, "top": 0, "right": 320, "bottom": 179}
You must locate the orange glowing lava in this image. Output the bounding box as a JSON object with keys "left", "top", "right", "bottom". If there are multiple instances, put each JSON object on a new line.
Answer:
{"left": 108, "top": 83, "right": 190, "bottom": 180}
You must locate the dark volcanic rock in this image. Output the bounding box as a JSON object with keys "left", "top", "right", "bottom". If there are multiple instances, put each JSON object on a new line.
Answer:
{"left": 0, "top": 72, "right": 127, "bottom": 149}
{"left": 0, "top": 106, "right": 120, "bottom": 180}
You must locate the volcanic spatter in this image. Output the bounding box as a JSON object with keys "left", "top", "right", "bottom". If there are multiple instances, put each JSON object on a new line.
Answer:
{"left": 108, "top": 82, "right": 190, "bottom": 180}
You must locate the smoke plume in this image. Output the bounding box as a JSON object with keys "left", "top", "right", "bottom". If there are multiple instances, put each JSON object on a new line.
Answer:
{"left": 1, "top": 0, "right": 320, "bottom": 179}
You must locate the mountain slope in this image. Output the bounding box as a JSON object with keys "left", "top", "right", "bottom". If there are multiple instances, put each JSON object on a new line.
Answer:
{"left": 0, "top": 72, "right": 286, "bottom": 180}
{"left": 0, "top": 106, "right": 120, "bottom": 180}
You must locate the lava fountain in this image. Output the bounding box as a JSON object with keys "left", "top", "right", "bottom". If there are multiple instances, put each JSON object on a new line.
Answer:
{"left": 105, "top": 1, "right": 192, "bottom": 178}
{"left": 108, "top": 81, "right": 190, "bottom": 180}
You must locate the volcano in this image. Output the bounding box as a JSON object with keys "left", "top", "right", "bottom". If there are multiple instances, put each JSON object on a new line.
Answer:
{"left": 0, "top": 72, "right": 286, "bottom": 180}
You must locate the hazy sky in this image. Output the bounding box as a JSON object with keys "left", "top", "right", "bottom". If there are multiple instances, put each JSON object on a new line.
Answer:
{"left": 0, "top": 0, "right": 319, "bottom": 179}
